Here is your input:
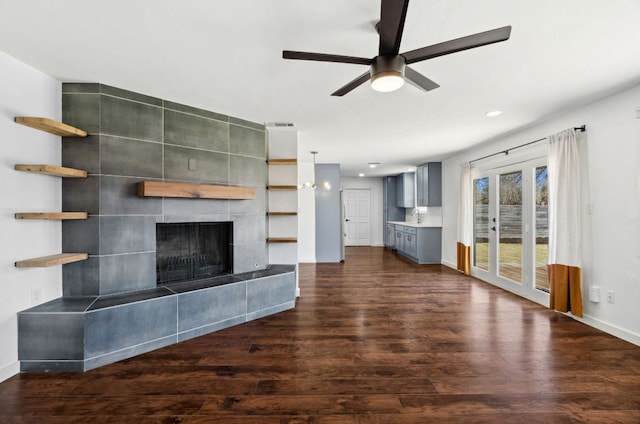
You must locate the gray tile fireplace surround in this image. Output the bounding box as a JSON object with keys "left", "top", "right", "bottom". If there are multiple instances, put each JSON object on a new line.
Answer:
{"left": 17, "top": 83, "right": 297, "bottom": 372}
{"left": 19, "top": 265, "right": 296, "bottom": 372}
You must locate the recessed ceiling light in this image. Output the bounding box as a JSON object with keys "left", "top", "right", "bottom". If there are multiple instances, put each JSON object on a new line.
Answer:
{"left": 485, "top": 110, "right": 502, "bottom": 117}
{"left": 358, "top": 173, "right": 365, "bottom": 177}
{"left": 368, "top": 162, "right": 380, "bottom": 168}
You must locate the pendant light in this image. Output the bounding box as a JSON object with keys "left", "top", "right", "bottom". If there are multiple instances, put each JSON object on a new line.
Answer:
{"left": 301, "top": 151, "right": 331, "bottom": 190}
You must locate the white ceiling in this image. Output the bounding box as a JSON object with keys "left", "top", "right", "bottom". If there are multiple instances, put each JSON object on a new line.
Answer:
{"left": 1, "top": 0, "right": 640, "bottom": 176}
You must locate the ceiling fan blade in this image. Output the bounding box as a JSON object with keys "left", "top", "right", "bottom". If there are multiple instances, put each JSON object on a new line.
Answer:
{"left": 378, "top": 0, "right": 410, "bottom": 55}
{"left": 404, "top": 66, "right": 440, "bottom": 91}
{"left": 331, "top": 71, "right": 371, "bottom": 96}
{"left": 283, "top": 51, "right": 372, "bottom": 66}
{"left": 401, "top": 26, "right": 512, "bottom": 64}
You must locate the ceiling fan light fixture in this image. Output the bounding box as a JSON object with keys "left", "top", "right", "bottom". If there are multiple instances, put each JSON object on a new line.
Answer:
{"left": 371, "top": 71, "right": 404, "bottom": 92}
{"left": 370, "top": 55, "right": 406, "bottom": 93}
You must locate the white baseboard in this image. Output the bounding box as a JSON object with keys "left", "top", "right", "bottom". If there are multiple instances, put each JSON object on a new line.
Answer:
{"left": 0, "top": 361, "right": 20, "bottom": 383}
{"left": 441, "top": 259, "right": 457, "bottom": 269}
{"left": 573, "top": 314, "right": 640, "bottom": 347}
{"left": 298, "top": 257, "right": 316, "bottom": 263}
{"left": 371, "top": 243, "right": 385, "bottom": 247}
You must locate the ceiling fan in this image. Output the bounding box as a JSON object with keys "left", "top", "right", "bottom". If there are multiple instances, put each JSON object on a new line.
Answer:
{"left": 282, "top": 0, "right": 511, "bottom": 96}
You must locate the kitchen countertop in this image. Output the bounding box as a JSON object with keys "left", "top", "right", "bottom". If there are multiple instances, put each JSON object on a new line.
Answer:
{"left": 387, "top": 221, "right": 442, "bottom": 228}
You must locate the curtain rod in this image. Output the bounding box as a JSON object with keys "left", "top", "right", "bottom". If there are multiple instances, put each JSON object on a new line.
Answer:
{"left": 469, "top": 125, "right": 586, "bottom": 164}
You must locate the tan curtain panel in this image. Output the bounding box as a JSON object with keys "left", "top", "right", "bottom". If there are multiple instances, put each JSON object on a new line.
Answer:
{"left": 547, "top": 128, "right": 583, "bottom": 317}
{"left": 457, "top": 162, "right": 472, "bottom": 275}
{"left": 548, "top": 264, "right": 583, "bottom": 316}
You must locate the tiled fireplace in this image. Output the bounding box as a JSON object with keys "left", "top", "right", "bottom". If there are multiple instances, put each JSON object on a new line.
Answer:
{"left": 17, "top": 84, "right": 296, "bottom": 372}
{"left": 156, "top": 221, "right": 233, "bottom": 284}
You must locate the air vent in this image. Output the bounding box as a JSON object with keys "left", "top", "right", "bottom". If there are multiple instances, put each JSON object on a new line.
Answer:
{"left": 265, "top": 122, "right": 296, "bottom": 128}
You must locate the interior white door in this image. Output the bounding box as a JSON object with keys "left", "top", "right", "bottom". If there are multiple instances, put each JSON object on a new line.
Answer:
{"left": 344, "top": 189, "right": 371, "bottom": 246}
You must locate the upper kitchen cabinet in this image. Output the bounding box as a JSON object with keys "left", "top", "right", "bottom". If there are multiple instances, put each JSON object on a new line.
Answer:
{"left": 396, "top": 172, "right": 415, "bottom": 208}
{"left": 416, "top": 162, "right": 442, "bottom": 206}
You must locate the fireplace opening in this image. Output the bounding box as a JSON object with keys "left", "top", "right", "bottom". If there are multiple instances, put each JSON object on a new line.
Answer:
{"left": 156, "top": 222, "right": 233, "bottom": 285}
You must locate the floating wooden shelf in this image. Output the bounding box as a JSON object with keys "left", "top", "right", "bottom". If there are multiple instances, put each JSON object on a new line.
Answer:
{"left": 267, "top": 185, "right": 298, "bottom": 190}
{"left": 267, "top": 158, "right": 297, "bottom": 165}
{"left": 15, "top": 212, "right": 88, "bottom": 220}
{"left": 15, "top": 253, "right": 89, "bottom": 268}
{"left": 138, "top": 181, "right": 255, "bottom": 200}
{"left": 266, "top": 212, "right": 298, "bottom": 216}
{"left": 267, "top": 237, "right": 298, "bottom": 243}
{"left": 15, "top": 117, "right": 87, "bottom": 137}
{"left": 15, "top": 164, "right": 87, "bottom": 178}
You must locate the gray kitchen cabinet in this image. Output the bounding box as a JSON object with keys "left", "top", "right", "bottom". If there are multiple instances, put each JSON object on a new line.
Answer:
{"left": 393, "top": 225, "right": 442, "bottom": 264}
{"left": 383, "top": 176, "right": 404, "bottom": 246}
{"left": 403, "top": 226, "right": 418, "bottom": 259}
{"left": 395, "top": 172, "right": 415, "bottom": 208}
{"left": 386, "top": 223, "right": 396, "bottom": 248}
{"left": 394, "top": 225, "right": 404, "bottom": 253}
{"left": 416, "top": 162, "right": 442, "bottom": 207}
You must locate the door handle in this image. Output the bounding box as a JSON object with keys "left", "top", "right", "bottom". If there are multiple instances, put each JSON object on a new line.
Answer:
{"left": 491, "top": 226, "right": 496, "bottom": 231}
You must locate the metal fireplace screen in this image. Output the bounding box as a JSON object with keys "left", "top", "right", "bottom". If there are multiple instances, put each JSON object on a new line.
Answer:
{"left": 156, "top": 222, "right": 233, "bottom": 284}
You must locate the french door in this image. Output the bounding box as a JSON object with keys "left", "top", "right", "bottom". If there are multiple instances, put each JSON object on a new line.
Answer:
{"left": 471, "top": 158, "right": 550, "bottom": 305}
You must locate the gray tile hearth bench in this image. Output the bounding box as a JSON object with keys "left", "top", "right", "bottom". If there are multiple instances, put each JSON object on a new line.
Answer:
{"left": 19, "top": 265, "right": 296, "bottom": 372}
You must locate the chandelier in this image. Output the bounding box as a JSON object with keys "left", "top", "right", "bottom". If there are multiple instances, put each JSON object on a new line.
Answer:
{"left": 301, "top": 151, "right": 331, "bottom": 190}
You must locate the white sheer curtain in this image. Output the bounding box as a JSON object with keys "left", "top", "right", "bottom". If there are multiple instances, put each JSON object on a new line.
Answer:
{"left": 457, "top": 162, "right": 472, "bottom": 275}
{"left": 547, "top": 128, "right": 583, "bottom": 316}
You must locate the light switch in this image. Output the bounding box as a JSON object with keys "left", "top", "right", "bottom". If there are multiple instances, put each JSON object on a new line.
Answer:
{"left": 188, "top": 158, "right": 197, "bottom": 171}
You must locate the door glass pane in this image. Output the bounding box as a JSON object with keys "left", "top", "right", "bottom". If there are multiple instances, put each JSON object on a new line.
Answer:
{"left": 535, "top": 166, "right": 550, "bottom": 292}
{"left": 498, "top": 171, "right": 522, "bottom": 283}
{"left": 473, "top": 177, "right": 489, "bottom": 271}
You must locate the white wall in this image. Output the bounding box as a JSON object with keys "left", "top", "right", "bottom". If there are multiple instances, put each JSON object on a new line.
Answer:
{"left": 0, "top": 51, "right": 62, "bottom": 381}
{"left": 297, "top": 162, "right": 316, "bottom": 262}
{"left": 441, "top": 83, "right": 640, "bottom": 345}
{"left": 341, "top": 177, "right": 384, "bottom": 247}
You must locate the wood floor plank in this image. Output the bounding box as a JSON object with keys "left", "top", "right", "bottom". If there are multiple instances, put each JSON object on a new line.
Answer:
{"left": 2, "top": 246, "right": 640, "bottom": 422}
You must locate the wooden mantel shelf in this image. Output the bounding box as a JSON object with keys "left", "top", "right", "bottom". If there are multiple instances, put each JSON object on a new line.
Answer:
{"left": 15, "top": 253, "right": 88, "bottom": 268}
{"left": 15, "top": 117, "right": 87, "bottom": 137}
{"left": 15, "top": 164, "right": 87, "bottom": 178}
{"left": 15, "top": 212, "right": 88, "bottom": 220}
{"left": 137, "top": 181, "right": 255, "bottom": 200}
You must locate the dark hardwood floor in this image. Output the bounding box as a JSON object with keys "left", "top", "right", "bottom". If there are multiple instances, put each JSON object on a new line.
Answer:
{"left": 2, "top": 246, "right": 640, "bottom": 423}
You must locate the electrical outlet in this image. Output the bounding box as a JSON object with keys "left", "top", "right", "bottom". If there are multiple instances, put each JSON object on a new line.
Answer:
{"left": 30, "top": 288, "right": 42, "bottom": 305}
{"left": 607, "top": 290, "right": 615, "bottom": 304}
{"left": 589, "top": 286, "right": 601, "bottom": 303}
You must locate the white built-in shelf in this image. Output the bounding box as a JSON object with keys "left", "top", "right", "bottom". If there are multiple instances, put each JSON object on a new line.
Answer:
{"left": 15, "top": 253, "right": 89, "bottom": 268}
{"left": 266, "top": 212, "right": 297, "bottom": 216}
{"left": 15, "top": 164, "right": 87, "bottom": 178}
{"left": 15, "top": 212, "right": 88, "bottom": 220}
{"left": 15, "top": 117, "right": 87, "bottom": 137}
{"left": 267, "top": 237, "right": 298, "bottom": 243}
{"left": 267, "top": 185, "right": 298, "bottom": 191}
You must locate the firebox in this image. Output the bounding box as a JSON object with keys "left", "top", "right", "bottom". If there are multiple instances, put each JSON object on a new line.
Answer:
{"left": 156, "top": 222, "right": 233, "bottom": 284}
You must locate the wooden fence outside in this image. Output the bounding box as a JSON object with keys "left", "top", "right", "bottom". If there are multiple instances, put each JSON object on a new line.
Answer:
{"left": 474, "top": 205, "right": 548, "bottom": 243}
